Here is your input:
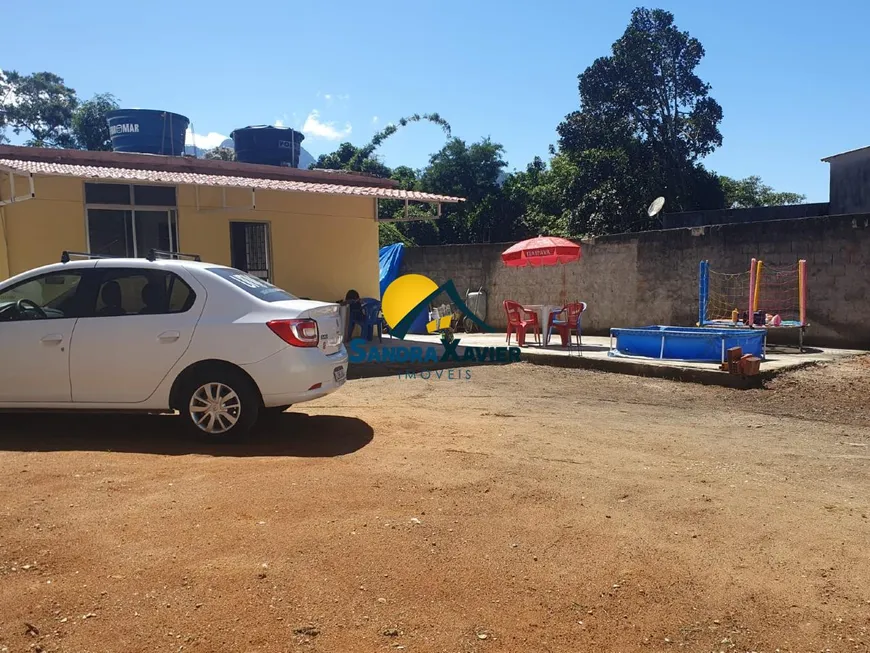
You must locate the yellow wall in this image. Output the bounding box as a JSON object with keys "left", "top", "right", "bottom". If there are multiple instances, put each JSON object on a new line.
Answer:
{"left": 0, "top": 208, "right": 9, "bottom": 279}
{"left": 0, "top": 175, "right": 8, "bottom": 278}
{"left": 2, "top": 176, "right": 86, "bottom": 276}
{"left": 176, "top": 186, "right": 380, "bottom": 301}
{"left": 0, "top": 173, "right": 381, "bottom": 301}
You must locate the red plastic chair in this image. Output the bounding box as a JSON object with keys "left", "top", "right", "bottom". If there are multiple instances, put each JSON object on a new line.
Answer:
{"left": 504, "top": 300, "right": 541, "bottom": 346}
{"left": 523, "top": 305, "right": 542, "bottom": 342}
{"left": 548, "top": 302, "right": 587, "bottom": 347}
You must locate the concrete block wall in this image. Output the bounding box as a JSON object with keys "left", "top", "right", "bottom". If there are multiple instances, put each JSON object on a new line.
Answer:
{"left": 400, "top": 214, "right": 870, "bottom": 349}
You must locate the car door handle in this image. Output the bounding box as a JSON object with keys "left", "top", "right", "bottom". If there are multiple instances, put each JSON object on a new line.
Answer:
{"left": 158, "top": 331, "right": 181, "bottom": 342}
{"left": 41, "top": 334, "right": 64, "bottom": 344}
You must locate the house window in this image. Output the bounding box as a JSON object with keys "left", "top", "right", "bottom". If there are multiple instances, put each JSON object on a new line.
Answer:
{"left": 85, "top": 183, "right": 178, "bottom": 258}
{"left": 229, "top": 221, "right": 271, "bottom": 282}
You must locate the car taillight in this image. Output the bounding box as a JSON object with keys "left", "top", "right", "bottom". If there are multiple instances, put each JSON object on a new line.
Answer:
{"left": 267, "top": 319, "right": 319, "bottom": 347}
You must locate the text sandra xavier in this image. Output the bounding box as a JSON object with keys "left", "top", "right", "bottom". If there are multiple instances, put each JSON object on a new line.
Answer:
{"left": 347, "top": 338, "right": 522, "bottom": 364}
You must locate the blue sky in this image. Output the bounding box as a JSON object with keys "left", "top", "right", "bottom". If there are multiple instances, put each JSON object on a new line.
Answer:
{"left": 4, "top": 0, "right": 869, "bottom": 202}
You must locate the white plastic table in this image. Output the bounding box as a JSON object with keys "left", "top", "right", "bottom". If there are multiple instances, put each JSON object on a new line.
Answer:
{"left": 523, "top": 304, "right": 564, "bottom": 346}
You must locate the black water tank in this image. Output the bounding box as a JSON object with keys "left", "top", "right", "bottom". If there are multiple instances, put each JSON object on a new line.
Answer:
{"left": 106, "top": 109, "right": 189, "bottom": 155}
{"left": 231, "top": 125, "right": 305, "bottom": 167}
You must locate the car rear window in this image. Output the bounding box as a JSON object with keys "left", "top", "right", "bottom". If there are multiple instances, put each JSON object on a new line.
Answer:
{"left": 206, "top": 267, "right": 297, "bottom": 302}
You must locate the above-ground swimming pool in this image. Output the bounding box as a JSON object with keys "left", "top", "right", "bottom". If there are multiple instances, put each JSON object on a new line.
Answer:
{"left": 609, "top": 325, "right": 766, "bottom": 363}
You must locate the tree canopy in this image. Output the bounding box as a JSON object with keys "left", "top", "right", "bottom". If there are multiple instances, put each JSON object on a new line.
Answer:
{"left": 311, "top": 113, "right": 451, "bottom": 178}
{"left": 556, "top": 7, "right": 725, "bottom": 231}
{"left": 203, "top": 146, "right": 236, "bottom": 161}
{"left": 0, "top": 72, "right": 10, "bottom": 144}
{"left": 71, "top": 93, "right": 119, "bottom": 151}
{"left": 1, "top": 71, "right": 118, "bottom": 151}
{"left": 720, "top": 175, "right": 807, "bottom": 208}
{"left": 3, "top": 71, "right": 79, "bottom": 148}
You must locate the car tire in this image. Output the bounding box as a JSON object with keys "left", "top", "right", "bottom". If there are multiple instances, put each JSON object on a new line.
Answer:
{"left": 180, "top": 367, "right": 260, "bottom": 442}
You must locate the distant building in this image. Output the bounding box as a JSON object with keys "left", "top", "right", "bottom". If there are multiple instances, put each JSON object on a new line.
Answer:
{"left": 662, "top": 144, "right": 870, "bottom": 229}
{"left": 821, "top": 145, "right": 870, "bottom": 215}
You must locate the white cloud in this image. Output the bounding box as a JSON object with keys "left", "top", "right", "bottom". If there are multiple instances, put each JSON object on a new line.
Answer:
{"left": 324, "top": 94, "right": 332, "bottom": 101}
{"left": 301, "top": 110, "right": 352, "bottom": 141}
{"left": 372, "top": 116, "right": 379, "bottom": 125}
{"left": 184, "top": 128, "right": 230, "bottom": 149}
{"left": 274, "top": 119, "right": 284, "bottom": 127}
{"left": 337, "top": 94, "right": 350, "bottom": 101}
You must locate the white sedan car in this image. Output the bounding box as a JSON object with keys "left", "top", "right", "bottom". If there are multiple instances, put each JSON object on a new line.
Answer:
{"left": 0, "top": 251, "right": 348, "bottom": 440}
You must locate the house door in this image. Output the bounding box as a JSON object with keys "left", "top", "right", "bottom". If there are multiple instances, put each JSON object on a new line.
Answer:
{"left": 230, "top": 222, "right": 271, "bottom": 282}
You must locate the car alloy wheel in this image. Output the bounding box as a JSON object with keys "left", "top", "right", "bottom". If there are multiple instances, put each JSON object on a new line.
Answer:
{"left": 188, "top": 382, "right": 242, "bottom": 435}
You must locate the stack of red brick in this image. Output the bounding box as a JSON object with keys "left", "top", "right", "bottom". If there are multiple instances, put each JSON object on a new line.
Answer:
{"left": 720, "top": 347, "right": 762, "bottom": 376}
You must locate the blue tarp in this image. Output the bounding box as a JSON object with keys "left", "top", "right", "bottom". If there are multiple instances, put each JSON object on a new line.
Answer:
{"left": 379, "top": 243, "right": 404, "bottom": 298}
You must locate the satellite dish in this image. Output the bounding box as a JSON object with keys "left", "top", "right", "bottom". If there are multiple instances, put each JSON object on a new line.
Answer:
{"left": 647, "top": 196, "right": 666, "bottom": 217}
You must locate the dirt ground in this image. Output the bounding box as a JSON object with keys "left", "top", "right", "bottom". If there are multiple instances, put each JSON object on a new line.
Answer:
{"left": 2, "top": 357, "right": 870, "bottom": 653}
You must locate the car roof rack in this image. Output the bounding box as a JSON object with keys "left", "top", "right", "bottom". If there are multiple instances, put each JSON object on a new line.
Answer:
{"left": 60, "top": 251, "right": 115, "bottom": 263}
{"left": 146, "top": 249, "right": 202, "bottom": 262}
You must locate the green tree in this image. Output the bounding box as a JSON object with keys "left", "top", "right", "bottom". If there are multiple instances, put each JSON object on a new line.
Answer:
{"left": 500, "top": 154, "right": 586, "bottom": 238}
{"left": 3, "top": 71, "right": 78, "bottom": 148}
{"left": 312, "top": 142, "right": 392, "bottom": 178}
{"left": 376, "top": 165, "right": 421, "bottom": 221}
{"left": 347, "top": 113, "right": 451, "bottom": 172}
{"left": 203, "top": 146, "right": 236, "bottom": 161}
{"left": 72, "top": 92, "right": 119, "bottom": 150}
{"left": 389, "top": 165, "right": 419, "bottom": 189}
{"left": 377, "top": 166, "right": 444, "bottom": 245}
{"left": 0, "top": 71, "right": 10, "bottom": 144}
{"left": 557, "top": 7, "right": 725, "bottom": 233}
{"left": 719, "top": 175, "right": 806, "bottom": 208}
{"left": 418, "top": 137, "right": 508, "bottom": 244}
{"left": 312, "top": 113, "right": 451, "bottom": 178}
{"left": 378, "top": 222, "right": 415, "bottom": 247}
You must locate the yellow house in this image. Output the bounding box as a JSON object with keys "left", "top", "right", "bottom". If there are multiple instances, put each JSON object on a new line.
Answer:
{"left": 0, "top": 145, "right": 461, "bottom": 301}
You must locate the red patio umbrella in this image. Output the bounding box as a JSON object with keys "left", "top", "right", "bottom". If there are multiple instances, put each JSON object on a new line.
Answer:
{"left": 501, "top": 236, "right": 581, "bottom": 268}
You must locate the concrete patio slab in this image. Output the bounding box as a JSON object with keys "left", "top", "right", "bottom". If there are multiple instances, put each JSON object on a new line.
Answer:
{"left": 347, "top": 332, "right": 866, "bottom": 388}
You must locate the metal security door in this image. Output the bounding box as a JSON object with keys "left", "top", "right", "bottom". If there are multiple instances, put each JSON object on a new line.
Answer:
{"left": 229, "top": 222, "right": 271, "bottom": 282}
